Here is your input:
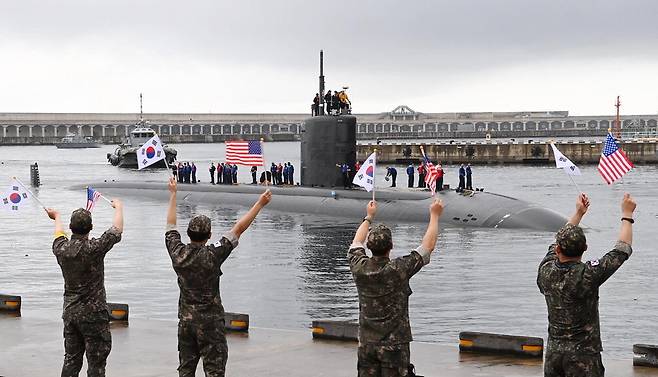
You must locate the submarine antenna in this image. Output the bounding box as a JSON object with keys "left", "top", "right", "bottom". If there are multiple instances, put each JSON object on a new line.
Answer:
{"left": 319, "top": 50, "right": 325, "bottom": 116}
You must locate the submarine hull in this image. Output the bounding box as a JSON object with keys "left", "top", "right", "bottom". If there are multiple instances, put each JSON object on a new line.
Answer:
{"left": 87, "top": 181, "right": 567, "bottom": 232}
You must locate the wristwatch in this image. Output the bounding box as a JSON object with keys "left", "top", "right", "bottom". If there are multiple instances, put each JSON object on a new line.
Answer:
{"left": 621, "top": 217, "right": 634, "bottom": 224}
{"left": 363, "top": 216, "right": 372, "bottom": 224}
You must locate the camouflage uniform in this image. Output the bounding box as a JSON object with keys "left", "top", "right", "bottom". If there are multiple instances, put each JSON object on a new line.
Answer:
{"left": 52, "top": 209, "right": 122, "bottom": 377}
{"left": 347, "top": 224, "right": 431, "bottom": 377}
{"left": 165, "top": 215, "right": 238, "bottom": 377}
{"left": 537, "top": 224, "right": 632, "bottom": 377}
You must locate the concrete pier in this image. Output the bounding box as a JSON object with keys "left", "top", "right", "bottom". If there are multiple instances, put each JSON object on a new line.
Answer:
{"left": 2, "top": 107, "right": 657, "bottom": 145}
{"left": 358, "top": 140, "right": 658, "bottom": 164}
{"left": 1, "top": 316, "right": 657, "bottom": 376}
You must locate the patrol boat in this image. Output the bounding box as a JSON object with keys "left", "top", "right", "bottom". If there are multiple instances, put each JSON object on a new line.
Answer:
{"left": 107, "top": 94, "right": 177, "bottom": 168}
{"left": 55, "top": 133, "right": 102, "bottom": 149}
{"left": 90, "top": 52, "right": 568, "bottom": 231}
{"left": 107, "top": 126, "right": 177, "bottom": 168}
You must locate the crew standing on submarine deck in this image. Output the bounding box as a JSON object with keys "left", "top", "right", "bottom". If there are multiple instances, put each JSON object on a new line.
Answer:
{"left": 457, "top": 164, "right": 466, "bottom": 192}
{"left": 47, "top": 199, "right": 124, "bottom": 377}
{"left": 406, "top": 164, "right": 414, "bottom": 188}
{"left": 537, "top": 193, "right": 636, "bottom": 377}
{"left": 465, "top": 164, "right": 473, "bottom": 190}
{"left": 165, "top": 177, "right": 272, "bottom": 377}
{"left": 348, "top": 199, "right": 442, "bottom": 376}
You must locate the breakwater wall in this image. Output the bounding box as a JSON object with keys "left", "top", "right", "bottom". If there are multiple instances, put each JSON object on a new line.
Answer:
{"left": 357, "top": 140, "right": 658, "bottom": 164}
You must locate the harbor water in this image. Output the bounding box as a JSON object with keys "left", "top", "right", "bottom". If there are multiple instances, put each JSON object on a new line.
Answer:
{"left": 1, "top": 142, "right": 657, "bottom": 359}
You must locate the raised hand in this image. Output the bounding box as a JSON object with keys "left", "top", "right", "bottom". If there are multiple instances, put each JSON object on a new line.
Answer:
{"left": 168, "top": 176, "right": 177, "bottom": 194}
{"left": 430, "top": 198, "right": 444, "bottom": 217}
{"left": 45, "top": 208, "right": 59, "bottom": 220}
{"left": 575, "top": 193, "right": 590, "bottom": 215}
{"left": 621, "top": 193, "right": 636, "bottom": 217}
{"left": 258, "top": 189, "right": 272, "bottom": 207}
{"left": 111, "top": 199, "right": 123, "bottom": 209}
{"left": 366, "top": 200, "right": 377, "bottom": 218}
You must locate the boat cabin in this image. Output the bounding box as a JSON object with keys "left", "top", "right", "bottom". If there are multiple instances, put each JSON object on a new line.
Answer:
{"left": 129, "top": 127, "right": 157, "bottom": 147}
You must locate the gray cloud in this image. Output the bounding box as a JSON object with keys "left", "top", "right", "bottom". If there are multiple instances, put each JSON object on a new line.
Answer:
{"left": 1, "top": 0, "right": 657, "bottom": 114}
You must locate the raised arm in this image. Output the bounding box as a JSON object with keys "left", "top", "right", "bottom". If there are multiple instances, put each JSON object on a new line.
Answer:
{"left": 352, "top": 201, "right": 376, "bottom": 246}
{"left": 230, "top": 190, "right": 272, "bottom": 238}
{"left": 567, "top": 193, "right": 590, "bottom": 226}
{"left": 45, "top": 208, "right": 64, "bottom": 236}
{"left": 111, "top": 199, "right": 124, "bottom": 233}
{"left": 420, "top": 199, "right": 443, "bottom": 254}
{"left": 618, "top": 193, "right": 636, "bottom": 246}
{"left": 166, "top": 177, "right": 177, "bottom": 227}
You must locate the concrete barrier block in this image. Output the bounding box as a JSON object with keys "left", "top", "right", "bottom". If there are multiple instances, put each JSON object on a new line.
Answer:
{"left": 107, "top": 303, "right": 129, "bottom": 322}
{"left": 225, "top": 312, "right": 249, "bottom": 332}
{"left": 634, "top": 344, "right": 658, "bottom": 367}
{"left": 0, "top": 294, "right": 21, "bottom": 312}
{"left": 311, "top": 320, "right": 358, "bottom": 341}
{"left": 459, "top": 331, "right": 543, "bottom": 358}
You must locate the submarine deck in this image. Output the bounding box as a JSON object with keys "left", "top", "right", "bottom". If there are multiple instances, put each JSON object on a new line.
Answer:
{"left": 2, "top": 316, "right": 657, "bottom": 376}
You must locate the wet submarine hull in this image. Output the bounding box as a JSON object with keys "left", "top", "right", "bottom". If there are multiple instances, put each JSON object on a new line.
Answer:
{"left": 88, "top": 181, "right": 567, "bottom": 231}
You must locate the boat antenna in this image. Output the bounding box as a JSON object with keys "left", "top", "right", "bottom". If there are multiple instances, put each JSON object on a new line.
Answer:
{"left": 614, "top": 96, "right": 621, "bottom": 139}
{"left": 319, "top": 50, "right": 325, "bottom": 115}
{"left": 139, "top": 92, "right": 144, "bottom": 124}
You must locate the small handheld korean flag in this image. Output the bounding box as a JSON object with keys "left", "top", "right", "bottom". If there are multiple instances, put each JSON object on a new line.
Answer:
{"left": 2, "top": 179, "right": 30, "bottom": 212}
{"left": 353, "top": 152, "right": 376, "bottom": 192}
{"left": 137, "top": 134, "right": 166, "bottom": 170}
{"left": 550, "top": 143, "right": 581, "bottom": 176}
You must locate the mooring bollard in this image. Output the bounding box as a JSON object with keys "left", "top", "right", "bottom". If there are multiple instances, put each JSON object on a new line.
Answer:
{"left": 225, "top": 312, "right": 249, "bottom": 332}
{"left": 0, "top": 294, "right": 22, "bottom": 312}
{"left": 311, "top": 320, "right": 358, "bottom": 341}
{"left": 30, "top": 163, "right": 40, "bottom": 187}
{"left": 459, "top": 331, "right": 543, "bottom": 358}
{"left": 107, "top": 303, "right": 129, "bottom": 322}
{"left": 634, "top": 344, "right": 658, "bottom": 367}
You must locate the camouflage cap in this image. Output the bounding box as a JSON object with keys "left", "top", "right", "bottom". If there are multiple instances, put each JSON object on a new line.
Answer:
{"left": 367, "top": 223, "right": 393, "bottom": 253}
{"left": 188, "top": 215, "right": 211, "bottom": 234}
{"left": 69, "top": 208, "right": 92, "bottom": 233}
{"left": 555, "top": 223, "right": 586, "bottom": 255}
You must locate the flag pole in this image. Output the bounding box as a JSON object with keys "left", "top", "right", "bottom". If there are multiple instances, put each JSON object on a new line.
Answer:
{"left": 372, "top": 149, "right": 377, "bottom": 202}
{"left": 13, "top": 176, "right": 47, "bottom": 210}
{"left": 566, "top": 174, "right": 583, "bottom": 195}
{"left": 261, "top": 138, "right": 268, "bottom": 188}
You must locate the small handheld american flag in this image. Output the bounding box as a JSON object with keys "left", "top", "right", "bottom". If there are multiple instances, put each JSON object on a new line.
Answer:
{"left": 86, "top": 187, "right": 103, "bottom": 212}
{"left": 225, "top": 140, "right": 264, "bottom": 166}
{"left": 597, "top": 133, "right": 634, "bottom": 184}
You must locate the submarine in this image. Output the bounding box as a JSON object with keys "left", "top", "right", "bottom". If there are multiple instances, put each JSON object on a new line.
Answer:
{"left": 88, "top": 51, "right": 568, "bottom": 232}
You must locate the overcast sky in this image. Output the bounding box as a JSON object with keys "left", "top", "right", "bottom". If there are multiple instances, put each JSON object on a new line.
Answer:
{"left": 1, "top": 0, "right": 657, "bottom": 115}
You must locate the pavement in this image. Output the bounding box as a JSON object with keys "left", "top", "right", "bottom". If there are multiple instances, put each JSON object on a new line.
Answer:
{"left": 1, "top": 315, "right": 657, "bottom": 376}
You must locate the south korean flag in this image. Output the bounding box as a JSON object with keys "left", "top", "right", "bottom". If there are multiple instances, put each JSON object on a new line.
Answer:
{"left": 2, "top": 180, "right": 30, "bottom": 212}
{"left": 353, "top": 152, "right": 377, "bottom": 192}
{"left": 137, "top": 134, "right": 166, "bottom": 170}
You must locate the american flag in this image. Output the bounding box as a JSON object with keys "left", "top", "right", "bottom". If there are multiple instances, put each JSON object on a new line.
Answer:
{"left": 597, "top": 133, "right": 634, "bottom": 184}
{"left": 421, "top": 151, "right": 440, "bottom": 195}
{"left": 225, "top": 140, "right": 264, "bottom": 166}
{"left": 86, "top": 187, "right": 102, "bottom": 212}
